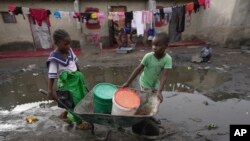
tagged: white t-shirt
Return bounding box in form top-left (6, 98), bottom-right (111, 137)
top-left (47, 48), bottom-right (78, 79)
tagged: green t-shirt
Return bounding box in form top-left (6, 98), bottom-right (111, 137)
top-left (140, 52), bottom-right (172, 89)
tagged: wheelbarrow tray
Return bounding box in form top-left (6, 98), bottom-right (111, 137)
top-left (74, 89), bottom-right (160, 128)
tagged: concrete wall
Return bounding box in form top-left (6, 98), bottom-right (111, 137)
top-left (157, 0), bottom-right (250, 44)
top-left (0, 0), bottom-right (80, 46)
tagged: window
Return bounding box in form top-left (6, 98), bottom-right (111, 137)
top-left (1, 12), bottom-right (17, 23)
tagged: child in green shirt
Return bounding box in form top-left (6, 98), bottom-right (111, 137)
top-left (122, 32), bottom-right (172, 102)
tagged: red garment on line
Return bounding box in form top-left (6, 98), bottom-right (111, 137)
top-left (7, 5), bottom-right (16, 12)
top-left (198, 0), bottom-right (206, 8)
top-left (185, 2), bottom-right (194, 15)
top-left (30, 9), bottom-right (51, 27)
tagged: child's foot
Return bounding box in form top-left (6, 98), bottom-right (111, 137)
top-left (75, 121), bottom-right (91, 130)
top-left (58, 111), bottom-right (67, 119)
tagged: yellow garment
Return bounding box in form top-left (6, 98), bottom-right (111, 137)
top-left (91, 12), bottom-right (97, 19)
top-left (108, 12), bottom-right (113, 20)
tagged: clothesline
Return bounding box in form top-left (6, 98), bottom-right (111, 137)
top-left (7, 0), bottom-right (210, 37)
top-left (7, 0), bottom-right (209, 21)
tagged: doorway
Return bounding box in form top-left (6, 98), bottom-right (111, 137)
top-left (108, 6), bottom-right (127, 46)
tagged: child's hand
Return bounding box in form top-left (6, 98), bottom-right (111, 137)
top-left (156, 91), bottom-right (163, 103)
top-left (48, 91), bottom-right (57, 101)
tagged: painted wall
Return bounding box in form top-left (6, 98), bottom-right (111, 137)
top-left (0, 0), bottom-right (79, 46)
top-left (158, 0), bottom-right (250, 44)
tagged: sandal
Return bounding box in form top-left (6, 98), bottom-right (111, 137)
top-left (76, 121), bottom-right (92, 130)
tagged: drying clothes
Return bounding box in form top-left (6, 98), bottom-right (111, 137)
top-left (163, 7), bottom-right (173, 14)
top-left (186, 2), bottom-right (194, 15)
top-left (7, 5), bottom-right (16, 15)
top-left (108, 12), bottom-right (113, 20)
top-left (125, 11), bottom-right (133, 26)
top-left (15, 7), bottom-right (23, 15)
top-left (205, 0), bottom-right (210, 8)
top-left (109, 12), bottom-right (119, 21)
top-left (163, 7), bottom-right (173, 24)
top-left (176, 6), bottom-right (185, 33)
top-left (22, 7), bottom-right (30, 15)
top-left (159, 8), bottom-right (165, 19)
top-left (153, 9), bottom-right (161, 22)
top-left (194, 0), bottom-right (200, 13)
top-left (142, 10), bottom-right (153, 24)
top-left (91, 12), bottom-right (97, 19)
top-left (30, 9), bottom-right (51, 27)
top-left (198, 0), bottom-right (206, 8)
top-left (54, 10), bottom-right (61, 19)
top-left (169, 7), bottom-right (182, 42)
top-left (73, 12), bottom-right (81, 21)
top-left (132, 11), bottom-right (144, 36)
top-left (80, 13), bottom-right (91, 23)
top-left (117, 12), bottom-right (125, 20)
top-left (97, 12), bottom-right (105, 25)
top-left (60, 11), bottom-right (70, 19)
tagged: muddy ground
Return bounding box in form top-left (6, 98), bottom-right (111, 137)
top-left (0, 45), bottom-right (250, 141)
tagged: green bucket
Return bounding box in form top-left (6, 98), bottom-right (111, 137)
top-left (93, 83), bottom-right (118, 114)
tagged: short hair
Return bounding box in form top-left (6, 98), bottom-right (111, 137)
top-left (154, 32), bottom-right (169, 45)
top-left (53, 29), bottom-right (70, 43)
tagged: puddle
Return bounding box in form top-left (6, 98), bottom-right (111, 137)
top-left (156, 92), bottom-right (250, 140)
top-left (0, 66), bottom-right (233, 110)
top-left (0, 66), bottom-right (249, 140)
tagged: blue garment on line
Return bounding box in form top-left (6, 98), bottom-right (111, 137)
top-left (54, 10), bottom-right (61, 19)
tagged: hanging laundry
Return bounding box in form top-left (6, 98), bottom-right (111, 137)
top-left (60, 11), bottom-right (70, 19)
top-left (30, 9), bottom-right (51, 27)
top-left (185, 2), bottom-right (194, 15)
top-left (153, 9), bottom-right (161, 22)
top-left (198, 0), bottom-right (206, 9)
top-left (163, 7), bottom-right (173, 24)
top-left (125, 11), bottom-right (133, 26)
top-left (108, 12), bottom-right (113, 20)
top-left (132, 11), bottom-right (144, 36)
top-left (194, 0), bottom-right (200, 13)
top-left (80, 13), bottom-right (91, 23)
top-left (147, 28), bottom-right (156, 40)
top-left (205, 0), bottom-right (210, 8)
top-left (97, 12), bottom-right (105, 25)
top-left (54, 10), bottom-right (61, 19)
top-left (91, 12), bottom-right (97, 19)
top-left (73, 12), bottom-right (81, 21)
top-left (22, 7), bottom-right (30, 15)
top-left (169, 7), bottom-right (182, 42)
top-left (142, 10), bottom-right (153, 24)
top-left (159, 8), bottom-right (165, 19)
top-left (7, 5), bottom-right (16, 15)
top-left (117, 12), bottom-right (125, 21)
top-left (176, 6), bottom-right (186, 33)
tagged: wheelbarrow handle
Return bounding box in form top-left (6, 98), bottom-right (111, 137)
top-left (38, 89), bottom-right (48, 95)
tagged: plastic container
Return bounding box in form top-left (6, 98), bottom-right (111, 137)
top-left (112, 88), bottom-right (140, 116)
top-left (93, 83), bottom-right (118, 114)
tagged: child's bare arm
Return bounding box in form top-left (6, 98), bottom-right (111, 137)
top-left (122, 64), bottom-right (144, 87)
top-left (48, 78), bottom-right (56, 100)
top-left (76, 62), bottom-right (80, 71)
top-left (157, 69), bottom-right (169, 102)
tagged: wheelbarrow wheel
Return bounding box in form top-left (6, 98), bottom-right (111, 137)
top-left (90, 123), bottom-right (112, 141)
top-left (132, 119), bottom-right (160, 141)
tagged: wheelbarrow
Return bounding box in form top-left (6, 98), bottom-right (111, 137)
top-left (39, 88), bottom-right (174, 141)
